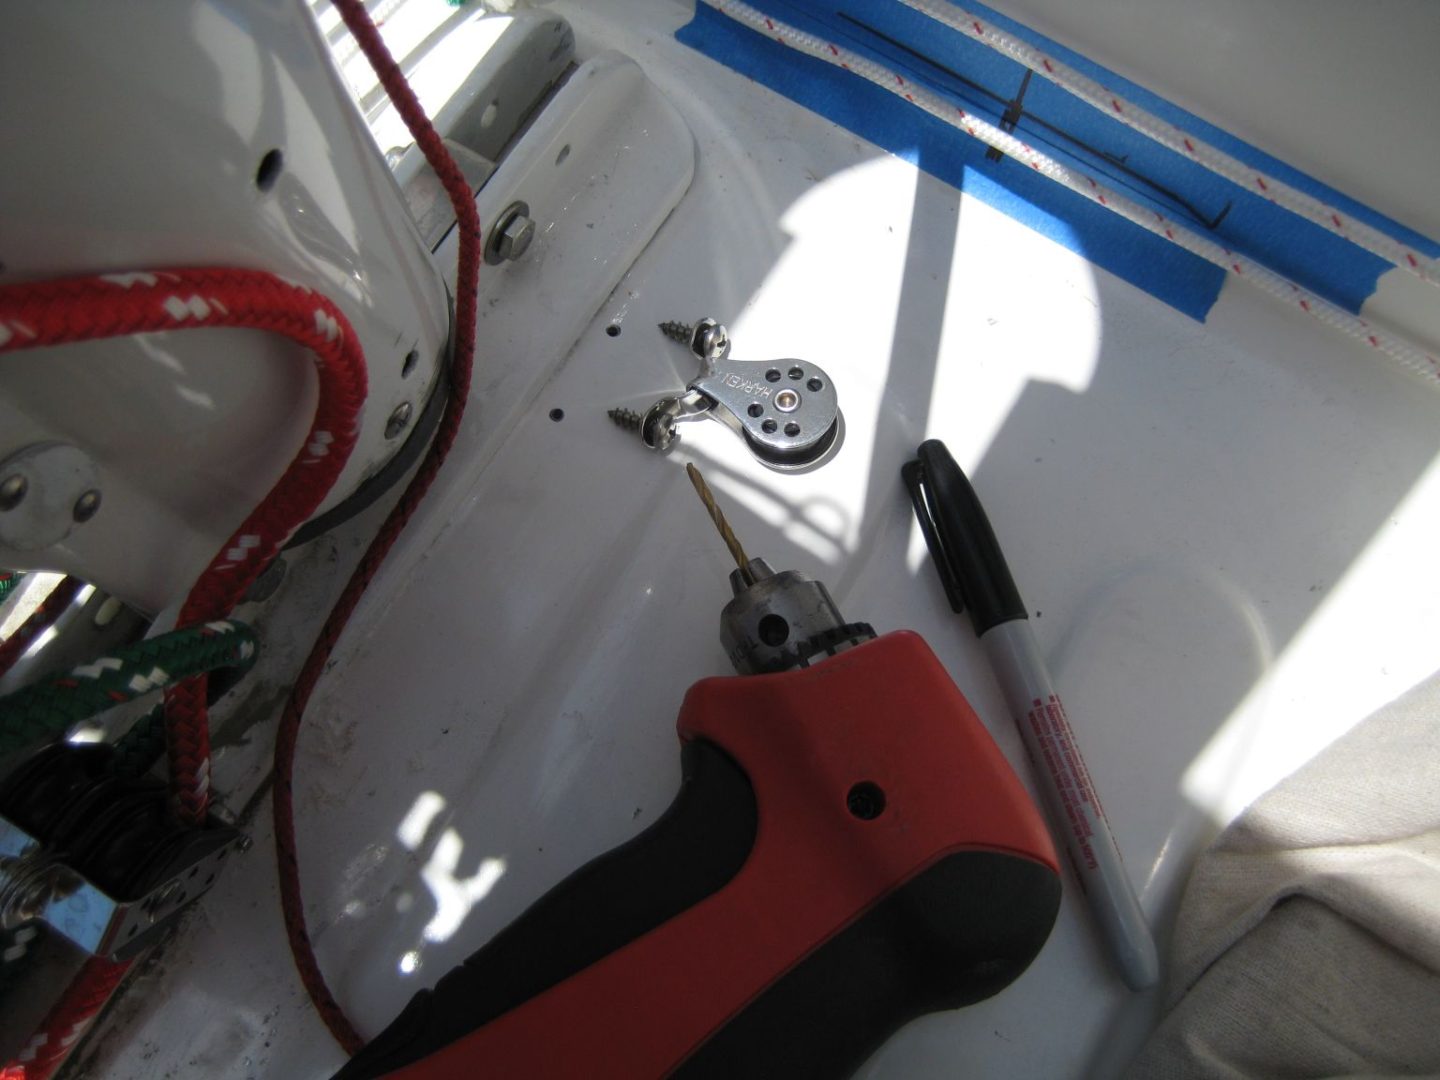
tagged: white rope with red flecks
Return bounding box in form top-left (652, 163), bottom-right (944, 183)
top-left (899, 0), bottom-right (1437, 288)
top-left (704, 0), bottom-right (1440, 384)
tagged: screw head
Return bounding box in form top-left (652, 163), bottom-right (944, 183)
top-left (0, 474), bottom-right (26, 511)
top-left (72, 489), bottom-right (101, 522)
top-left (385, 402), bottom-right (413, 440)
top-left (689, 319), bottom-right (729, 361)
top-left (774, 390), bottom-right (800, 413)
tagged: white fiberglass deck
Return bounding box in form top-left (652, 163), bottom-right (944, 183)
top-left (82, 1), bottom-right (1440, 1076)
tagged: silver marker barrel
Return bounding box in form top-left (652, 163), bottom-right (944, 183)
top-left (982, 621), bottom-right (1158, 990)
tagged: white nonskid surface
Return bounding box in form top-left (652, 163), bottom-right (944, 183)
top-left (82, 1), bottom-right (1440, 1077)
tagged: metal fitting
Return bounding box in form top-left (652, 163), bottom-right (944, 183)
top-left (0, 475), bottom-right (27, 512)
top-left (385, 401), bottom-right (414, 440)
top-left (719, 558), bottom-right (872, 674)
top-left (0, 811), bottom-right (240, 961)
top-left (0, 443), bottom-right (101, 550)
top-left (688, 318), bottom-right (730, 364)
top-left (0, 851), bottom-right (69, 930)
top-left (486, 200), bottom-right (536, 264)
top-left (72, 489), bottom-right (102, 523)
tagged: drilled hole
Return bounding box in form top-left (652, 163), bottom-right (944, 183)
top-left (807, 377), bottom-right (823, 392)
top-left (555, 143), bottom-right (571, 167)
top-left (402, 349), bottom-right (419, 378)
top-left (762, 419), bottom-right (777, 434)
top-left (255, 149), bottom-right (284, 193)
top-left (765, 369), bottom-right (782, 383)
top-left (747, 403), bottom-right (764, 418)
top-left (784, 422), bottom-right (800, 437)
top-left (605, 323), bottom-right (621, 337)
top-left (549, 408), bottom-right (565, 422)
top-left (788, 366), bottom-right (804, 379)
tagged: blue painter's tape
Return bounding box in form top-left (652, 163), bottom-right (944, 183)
top-left (933, 0), bottom-right (1437, 257)
top-left (677, 1), bottom-right (1437, 322)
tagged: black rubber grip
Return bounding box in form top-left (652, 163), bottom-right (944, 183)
top-left (337, 739), bottom-right (1060, 1080)
top-left (335, 738), bottom-right (758, 1080)
top-left (676, 850), bottom-right (1060, 1077)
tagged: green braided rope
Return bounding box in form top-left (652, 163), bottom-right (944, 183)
top-left (0, 571), bottom-right (21, 605)
top-left (0, 621), bottom-right (258, 756)
top-left (112, 704), bottom-right (168, 778)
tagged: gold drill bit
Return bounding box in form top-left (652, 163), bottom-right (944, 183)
top-left (686, 463), bottom-right (753, 582)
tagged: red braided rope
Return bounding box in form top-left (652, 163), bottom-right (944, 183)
top-left (0, 576), bottom-right (84, 680)
top-left (1, 0), bottom-right (476, 1066)
top-left (0, 269), bottom-right (368, 823)
top-left (0, 956), bottom-right (131, 1080)
top-left (270, 0), bottom-right (481, 1054)
top-left (0, 270), bottom-right (366, 1076)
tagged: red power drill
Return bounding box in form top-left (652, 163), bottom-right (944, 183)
top-left (337, 466), bottom-right (1060, 1079)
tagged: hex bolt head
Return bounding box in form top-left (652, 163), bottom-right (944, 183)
top-left (500, 215), bottom-right (535, 260)
top-left (0, 474), bottom-right (26, 511)
top-left (485, 201), bottom-right (536, 265)
top-left (385, 402), bottom-right (414, 440)
top-left (72, 489), bottom-right (102, 522)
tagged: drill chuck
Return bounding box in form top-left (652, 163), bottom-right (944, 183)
top-left (719, 558), bottom-right (875, 675)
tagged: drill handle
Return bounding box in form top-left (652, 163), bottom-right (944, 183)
top-left (337, 632), bottom-right (1061, 1079)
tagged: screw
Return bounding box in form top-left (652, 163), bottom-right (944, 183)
top-left (72, 489), bottom-right (101, 522)
top-left (774, 390), bottom-right (800, 413)
top-left (659, 318), bottom-right (731, 361)
top-left (385, 402), bottom-right (413, 440)
top-left (607, 407), bottom-right (643, 434)
top-left (486, 201), bottom-right (535, 264)
top-left (688, 318), bottom-right (729, 362)
top-left (0, 474), bottom-right (26, 511)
